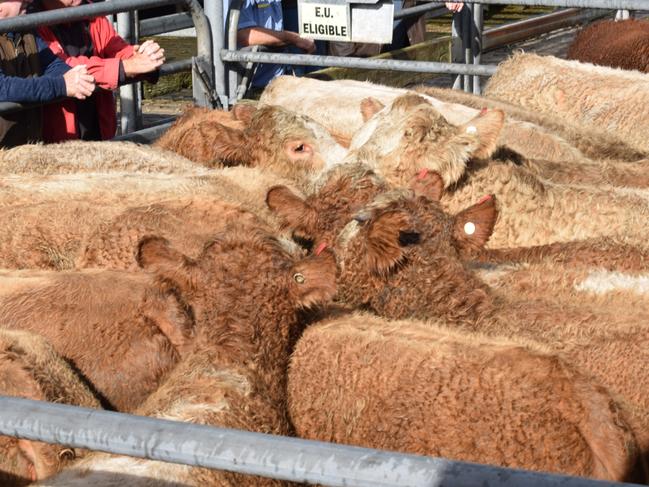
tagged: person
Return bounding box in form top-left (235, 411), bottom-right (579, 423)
top-left (237, 0), bottom-right (316, 89)
top-left (36, 0), bottom-right (165, 142)
top-left (329, 1), bottom-right (464, 57)
top-left (0, 0), bottom-right (95, 147)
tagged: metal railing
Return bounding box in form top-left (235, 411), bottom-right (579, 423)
top-left (216, 0), bottom-right (644, 104)
top-left (0, 396), bottom-right (643, 487)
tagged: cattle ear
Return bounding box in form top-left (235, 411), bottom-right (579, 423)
top-left (409, 169), bottom-right (444, 201)
top-left (266, 185), bottom-right (318, 234)
top-left (457, 109), bottom-right (505, 159)
top-left (291, 248), bottom-right (338, 308)
top-left (143, 283), bottom-right (196, 356)
top-left (453, 194), bottom-right (498, 251)
top-left (360, 97), bottom-right (385, 122)
top-left (366, 210), bottom-right (416, 275)
top-left (231, 103), bottom-right (257, 124)
top-left (136, 236), bottom-right (197, 291)
top-left (200, 121), bottom-right (250, 166)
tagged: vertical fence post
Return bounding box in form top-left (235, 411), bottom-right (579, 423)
top-left (451, 10), bottom-right (463, 90)
top-left (117, 10), bottom-right (139, 133)
top-left (202, 0), bottom-right (225, 108)
top-left (226, 0), bottom-right (242, 106)
top-left (462, 3), bottom-right (473, 93)
top-left (472, 2), bottom-right (483, 95)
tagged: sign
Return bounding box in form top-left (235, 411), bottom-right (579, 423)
top-left (299, 2), bottom-right (351, 41)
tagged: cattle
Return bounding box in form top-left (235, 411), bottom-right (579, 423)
top-left (154, 104), bottom-right (253, 166)
top-left (288, 313), bottom-right (643, 482)
top-left (0, 141), bottom-right (206, 176)
top-left (414, 85), bottom-right (647, 163)
top-left (268, 165), bottom-right (649, 273)
top-left (347, 94), bottom-right (649, 248)
top-left (0, 268), bottom-right (195, 411)
top-left (260, 75), bottom-right (634, 166)
top-left (0, 329), bottom-right (101, 485)
top-left (39, 230), bottom-right (338, 486)
top-left (484, 52), bottom-right (649, 154)
top-left (0, 167), bottom-right (299, 270)
top-left (567, 19), bottom-right (649, 73)
top-left (322, 189), bottom-right (649, 460)
top-left (154, 103), bottom-right (348, 187)
top-left (267, 162), bottom-right (443, 252)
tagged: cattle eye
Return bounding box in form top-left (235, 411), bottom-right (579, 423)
top-left (293, 273), bottom-right (306, 284)
top-left (398, 231), bottom-right (420, 246)
top-left (294, 144), bottom-right (305, 153)
top-left (353, 212), bottom-right (370, 224)
top-left (58, 449), bottom-right (75, 461)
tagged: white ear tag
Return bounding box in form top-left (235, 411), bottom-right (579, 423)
top-left (464, 222), bottom-right (476, 235)
top-left (465, 125), bottom-right (477, 134)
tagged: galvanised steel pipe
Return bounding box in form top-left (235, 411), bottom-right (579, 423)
top-left (455, 0), bottom-right (648, 8)
top-left (394, 2), bottom-right (447, 19)
top-left (0, 0), bottom-right (178, 32)
top-left (139, 12), bottom-right (194, 37)
top-left (221, 50), bottom-right (498, 75)
top-left (0, 397), bottom-right (643, 487)
top-left (113, 118), bottom-right (176, 143)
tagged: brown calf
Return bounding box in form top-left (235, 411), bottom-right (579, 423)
top-left (41, 230), bottom-right (338, 486)
top-left (325, 190), bottom-right (649, 464)
top-left (289, 313), bottom-right (642, 482)
top-left (0, 329), bottom-right (101, 485)
top-left (568, 19), bottom-right (649, 73)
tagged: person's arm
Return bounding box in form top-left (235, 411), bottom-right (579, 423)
top-left (40, 20), bottom-right (162, 91)
top-left (237, 0), bottom-right (315, 52)
top-left (0, 69), bottom-right (66, 103)
top-left (238, 26), bottom-right (315, 52)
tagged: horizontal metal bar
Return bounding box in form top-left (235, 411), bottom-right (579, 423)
top-left (113, 118), bottom-right (176, 143)
top-left (159, 58), bottom-right (193, 75)
top-left (0, 0), bottom-right (182, 32)
top-left (482, 7), bottom-right (612, 49)
top-left (458, 0), bottom-right (647, 9)
top-left (221, 50), bottom-right (498, 75)
top-left (394, 2), bottom-right (446, 19)
top-left (139, 11), bottom-right (194, 37)
top-left (0, 397), bottom-right (640, 487)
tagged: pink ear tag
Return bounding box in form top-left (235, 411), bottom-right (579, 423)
top-left (315, 242), bottom-right (328, 256)
top-left (477, 194), bottom-right (492, 204)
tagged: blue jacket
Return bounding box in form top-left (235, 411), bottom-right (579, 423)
top-left (0, 33), bottom-right (69, 103)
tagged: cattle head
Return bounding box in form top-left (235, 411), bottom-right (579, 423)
top-left (136, 229), bottom-right (338, 349)
top-left (266, 163), bottom-right (444, 252)
top-left (347, 94), bottom-right (505, 188)
top-left (170, 105), bottom-right (347, 186)
top-left (334, 190), bottom-right (498, 322)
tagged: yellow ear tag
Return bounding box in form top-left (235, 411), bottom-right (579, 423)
top-left (464, 221), bottom-right (476, 235)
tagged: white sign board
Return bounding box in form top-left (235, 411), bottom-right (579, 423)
top-left (350, 1), bottom-right (394, 44)
top-left (298, 2), bottom-right (351, 41)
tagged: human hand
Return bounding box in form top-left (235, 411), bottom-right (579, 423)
top-left (63, 64), bottom-right (95, 99)
top-left (294, 35), bottom-right (316, 54)
top-left (123, 42), bottom-right (165, 77)
top-left (445, 2), bottom-right (463, 12)
top-left (136, 40), bottom-right (165, 63)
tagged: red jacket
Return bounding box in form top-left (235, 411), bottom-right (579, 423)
top-left (38, 16), bottom-right (134, 142)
